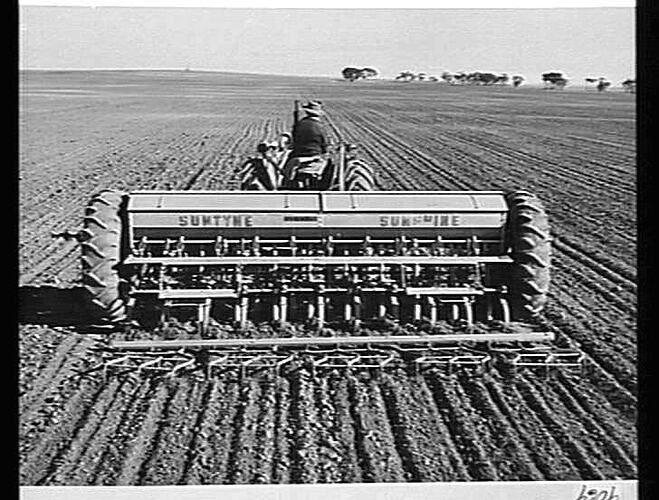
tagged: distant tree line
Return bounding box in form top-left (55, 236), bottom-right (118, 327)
top-left (546, 73), bottom-right (635, 92)
top-left (346, 67), bottom-right (634, 92)
top-left (440, 71), bottom-right (518, 86)
top-left (587, 77), bottom-right (635, 93)
top-left (395, 71), bottom-right (524, 86)
top-left (621, 78), bottom-right (635, 93)
top-left (583, 76), bottom-right (612, 91)
top-left (341, 67), bottom-right (379, 82)
top-left (394, 71), bottom-right (438, 82)
top-left (542, 72), bottom-right (568, 89)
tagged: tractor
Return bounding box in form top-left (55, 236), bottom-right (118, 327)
top-left (238, 101), bottom-right (374, 192)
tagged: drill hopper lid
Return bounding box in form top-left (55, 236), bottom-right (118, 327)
top-left (128, 191), bottom-right (320, 212)
top-left (321, 191), bottom-right (508, 212)
top-left (127, 190), bottom-right (508, 213)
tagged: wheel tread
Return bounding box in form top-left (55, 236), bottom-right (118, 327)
top-left (81, 190), bottom-right (127, 323)
top-left (505, 191), bottom-right (551, 320)
top-left (344, 159), bottom-right (375, 191)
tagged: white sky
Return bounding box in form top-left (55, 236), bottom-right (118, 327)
top-left (17, 1), bottom-right (636, 7)
top-left (19, 4), bottom-right (635, 84)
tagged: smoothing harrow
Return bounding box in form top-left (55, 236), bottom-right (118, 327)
top-left (405, 346), bottom-right (493, 376)
top-left (307, 348), bottom-right (396, 373)
top-left (101, 351), bottom-right (195, 379)
top-left (56, 101), bottom-right (584, 378)
top-left (492, 346), bottom-right (587, 377)
top-left (99, 340), bottom-right (583, 379)
top-left (205, 349), bottom-right (296, 378)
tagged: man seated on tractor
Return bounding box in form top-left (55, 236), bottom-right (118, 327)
top-left (247, 132), bottom-right (293, 190)
top-left (282, 101), bottom-right (329, 189)
top-left (277, 132), bottom-right (292, 153)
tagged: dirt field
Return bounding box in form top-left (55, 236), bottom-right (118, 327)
top-left (18, 70), bottom-right (636, 485)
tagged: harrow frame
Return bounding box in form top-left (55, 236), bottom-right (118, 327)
top-left (99, 332), bottom-right (589, 379)
top-left (102, 352), bottom-right (195, 379)
top-left (205, 349), bottom-right (296, 377)
top-left (509, 348), bottom-right (587, 376)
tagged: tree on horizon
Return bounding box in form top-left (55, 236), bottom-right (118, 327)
top-left (342, 67), bottom-right (379, 81)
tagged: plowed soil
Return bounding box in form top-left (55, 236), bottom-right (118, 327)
top-left (19, 70), bottom-right (636, 484)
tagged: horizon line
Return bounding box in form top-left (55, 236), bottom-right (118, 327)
top-left (19, 68), bottom-right (633, 86)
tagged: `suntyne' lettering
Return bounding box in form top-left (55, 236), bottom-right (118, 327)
top-left (177, 214), bottom-right (254, 227)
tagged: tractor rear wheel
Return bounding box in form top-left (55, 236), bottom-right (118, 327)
top-left (80, 189), bottom-right (127, 323)
top-left (345, 159), bottom-right (375, 191)
top-left (505, 190), bottom-right (551, 320)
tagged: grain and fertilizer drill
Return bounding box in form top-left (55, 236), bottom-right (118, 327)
top-left (59, 101), bottom-right (584, 378)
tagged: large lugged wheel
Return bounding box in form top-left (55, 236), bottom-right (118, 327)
top-left (80, 189), bottom-right (127, 323)
top-left (505, 190), bottom-right (551, 320)
top-left (344, 159), bottom-right (375, 191)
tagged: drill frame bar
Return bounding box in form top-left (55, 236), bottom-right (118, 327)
top-left (108, 331), bottom-right (555, 351)
top-left (133, 286), bottom-right (495, 299)
top-left (157, 289), bottom-right (240, 299)
top-left (131, 237), bottom-right (503, 245)
top-left (124, 255), bottom-right (513, 266)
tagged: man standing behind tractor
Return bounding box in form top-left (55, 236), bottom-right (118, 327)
top-left (282, 100), bottom-right (329, 189)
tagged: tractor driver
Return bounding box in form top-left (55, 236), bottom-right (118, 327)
top-left (282, 101), bottom-right (329, 189)
top-left (276, 132), bottom-right (292, 152)
top-left (292, 101), bottom-right (328, 157)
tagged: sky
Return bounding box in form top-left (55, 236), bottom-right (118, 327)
top-left (18, 5), bottom-right (635, 84)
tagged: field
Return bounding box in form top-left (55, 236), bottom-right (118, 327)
top-left (18, 70), bottom-right (636, 485)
